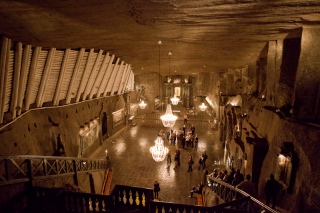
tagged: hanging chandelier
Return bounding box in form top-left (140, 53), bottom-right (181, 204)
top-left (160, 104), bottom-right (177, 127)
top-left (139, 100), bottom-right (147, 109)
top-left (199, 102), bottom-right (207, 111)
top-left (150, 136), bottom-right (169, 162)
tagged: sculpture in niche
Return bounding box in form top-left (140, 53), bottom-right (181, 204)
top-left (173, 78), bottom-right (181, 84)
top-left (112, 109), bottom-right (125, 127)
top-left (174, 87), bottom-right (181, 97)
top-left (137, 85), bottom-right (147, 101)
top-left (53, 134), bottom-right (66, 156)
top-left (79, 118), bottom-right (99, 155)
top-left (275, 142), bottom-right (298, 194)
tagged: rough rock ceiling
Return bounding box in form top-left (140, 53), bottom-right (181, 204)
top-left (0, 0), bottom-right (320, 76)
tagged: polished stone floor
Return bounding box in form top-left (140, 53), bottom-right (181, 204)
top-left (90, 109), bottom-right (224, 205)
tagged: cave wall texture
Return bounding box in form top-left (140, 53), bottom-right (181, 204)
top-left (0, 27), bottom-right (320, 212)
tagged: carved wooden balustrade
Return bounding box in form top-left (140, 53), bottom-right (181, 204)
top-left (187, 114), bottom-right (204, 120)
top-left (145, 112), bottom-right (160, 119)
top-left (112, 185), bottom-right (153, 211)
top-left (32, 181), bottom-right (279, 213)
top-left (207, 176), bottom-right (279, 213)
top-left (0, 155), bottom-right (108, 186)
top-left (32, 184), bottom-right (153, 212)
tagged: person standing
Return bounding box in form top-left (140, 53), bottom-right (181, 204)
top-left (181, 136), bottom-right (186, 149)
top-left (264, 173), bottom-right (280, 209)
top-left (194, 134), bottom-right (199, 149)
top-left (184, 114), bottom-right (188, 124)
top-left (187, 155), bottom-right (194, 172)
top-left (173, 152), bottom-right (179, 169)
top-left (177, 149), bottom-right (181, 167)
top-left (191, 124), bottom-right (195, 135)
top-left (153, 180), bottom-right (160, 199)
top-left (236, 174), bottom-right (256, 197)
top-left (166, 148), bottom-right (172, 166)
top-left (198, 155), bottom-right (204, 170)
top-left (171, 130), bottom-right (176, 145)
top-left (202, 151), bottom-right (208, 169)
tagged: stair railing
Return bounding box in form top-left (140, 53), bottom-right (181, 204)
top-left (207, 176), bottom-right (279, 213)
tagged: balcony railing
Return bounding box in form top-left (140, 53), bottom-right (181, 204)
top-left (0, 155), bottom-right (108, 186)
top-left (0, 155), bottom-right (280, 213)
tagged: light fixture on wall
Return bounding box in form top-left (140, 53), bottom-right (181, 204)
top-left (199, 96), bottom-right (207, 111)
top-left (150, 136), bottom-right (169, 162)
top-left (199, 102), bottom-right (207, 111)
top-left (171, 94), bottom-right (179, 105)
top-left (139, 100), bottom-right (147, 109)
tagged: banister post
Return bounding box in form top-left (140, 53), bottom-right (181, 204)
top-left (73, 159), bottom-right (79, 186)
top-left (27, 158), bottom-right (34, 186)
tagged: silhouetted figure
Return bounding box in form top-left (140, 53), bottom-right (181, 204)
top-left (187, 155), bottom-right (194, 172)
top-left (154, 180), bottom-right (160, 199)
top-left (236, 174), bottom-right (256, 197)
top-left (265, 174), bottom-right (280, 209)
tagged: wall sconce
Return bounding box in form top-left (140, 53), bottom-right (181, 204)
top-left (199, 102), bottom-right (207, 111)
top-left (139, 100), bottom-right (147, 109)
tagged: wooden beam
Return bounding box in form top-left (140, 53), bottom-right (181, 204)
top-left (24, 46), bottom-right (41, 111)
top-left (66, 48), bottom-right (85, 104)
top-left (10, 42), bottom-right (23, 119)
top-left (53, 48), bottom-right (70, 105)
top-left (118, 64), bottom-right (129, 94)
top-left (76, 48), bottom-right (94, 103)
top-left (121, 65), bottom-right (132, 93)
top-left (89, 52), bottom-right (110, 99)
top-left (0, 37), bottom-right (10, 124)
top-left (127, 70), bottom-right (135, 91)
top-left (110, 61), bottom-right (124, 95)
top-left (103, 58), bottom-right (120, 96)
top-left (97, 54), bottom-right (115, 97)
top-left (17, 45), bottom-right (31, 116)
top-left (36, 48), bottom-right (56, 107)
top-left (82, 49), bottom-right (103, 101)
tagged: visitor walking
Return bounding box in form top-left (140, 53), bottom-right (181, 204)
top-left (264, 173), bottom-right (280, 209)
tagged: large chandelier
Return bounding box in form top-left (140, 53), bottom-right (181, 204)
top-left (160, 104), bottom-right (177, 127)
top-left (139, 100), bottom-right (147, 109)
top-left (150, 136), bottom-right (169, 162)
top-left (199, 102), bottom-right (207, 111)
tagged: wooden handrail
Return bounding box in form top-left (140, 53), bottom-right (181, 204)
top-left (0, 155), bottom-right (108, 186)
top-left (207, 176), bottom-right (280, 213)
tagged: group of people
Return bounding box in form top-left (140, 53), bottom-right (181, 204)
top-left (208, 168), bottom-right (281, 209)
top-left (159, 124), bottom-right (199, 149)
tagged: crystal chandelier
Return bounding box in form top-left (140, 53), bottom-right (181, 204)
top-left (139, 100), bottom-right (147, 109)
top-left (160, 104), bottom-right (177, 127)
top-left (150, 136), bottom-right (169, 162)
top-left (199, 102), bottom-right (207, 111)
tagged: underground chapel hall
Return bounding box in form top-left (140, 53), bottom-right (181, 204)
top-left (0, 1), bottom-right (320, 213)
